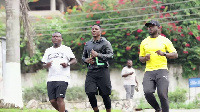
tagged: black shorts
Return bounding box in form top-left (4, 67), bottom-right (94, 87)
top-left (47, 81), bottom-right (68, 101)
top-left (85, 68), bottom-right (112, 96)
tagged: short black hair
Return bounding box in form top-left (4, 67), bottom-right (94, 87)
top-left (53, 32), bottom-right (62, 35)
top-left (127, 59), bottom-right (132, 63)
top-left (52, 32), bottom-right (62, 37)
top-left (92, 24), bottom-right (101, 28)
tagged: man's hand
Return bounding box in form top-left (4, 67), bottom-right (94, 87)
top-left (44, 62), bottom-right (52, 69)
top-left (60, 63), bottom-right (68, 68)
top-left (155, 50), bottom-right (164, 56)
top-left (122, 72), bottom-right (134, 77)
top-left (136, 82), bottom-right (139, 87)
top-left (145, 54), bottom-right (151, 61)
top-left (129, 72), bottom-right (134, 75)
top-left (85, 57), bottom-right (95, 64)
top-left (91, 49), bottom-right (98, 57)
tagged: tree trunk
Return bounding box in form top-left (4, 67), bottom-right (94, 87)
top-left (3, 0), bottom-right (23, 107)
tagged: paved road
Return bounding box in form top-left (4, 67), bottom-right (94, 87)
top-left (68, 109), bottom-right (200, 112)
top-left (143, 109), bottom-right (200, 112)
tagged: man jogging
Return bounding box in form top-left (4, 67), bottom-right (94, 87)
top-left (82, 25), bottom-right (113, 112)
top-left (42, 32), bottom-right (77, 112)
top-left (139, 20), bottom-right (178, 112)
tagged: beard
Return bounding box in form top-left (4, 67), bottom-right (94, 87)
top-left (127, 65), bottom-right (132, 68)
top-left (149, 30), bottom-right (158, 36)
top-left (54, 43), bottom-right (58, 46)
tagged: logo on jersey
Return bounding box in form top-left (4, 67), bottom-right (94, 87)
top-left (163, 76), bottom-right (168, 80)
top-left (48, 52), bottom-right (64, 60)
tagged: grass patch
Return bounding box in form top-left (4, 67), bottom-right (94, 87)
top-left (169, 102), bottom-right (198, 109)
top-left (0, 109), bottom-right (121, 112)
top-left (73, 109), bottom-right (121, 112)
top-left (136, 98), bottom-right (152, 109)
top-left (0, 109), bottom-right (56, 112)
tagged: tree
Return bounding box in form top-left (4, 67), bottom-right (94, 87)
top-left (3, 0), bottom-right (23, 107)
top-left (7, 0), bottom-right (199, 77)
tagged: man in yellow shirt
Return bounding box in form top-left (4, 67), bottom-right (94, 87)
top-left (139, 20), bottom-right (178, 112)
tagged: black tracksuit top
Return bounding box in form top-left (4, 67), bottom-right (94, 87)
top-left (82, 37), bottom-right (114, 71)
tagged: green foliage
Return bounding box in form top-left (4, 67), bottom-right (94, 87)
top-left (197, 93), bottom-right (200, 98)
top-left (66, 87), bottom-right (119, 101)
top-left (154, 88), bottom-right (187, 104)
top-left (169, 102), bottom-right (199, 109)
top-left (0, 7), bottom-right (5, 37)
top-left (27, 0), bottom-right (200, 77)
top-left (0, 109), bottom-right (56, 112)
top-left (0, 20), bottom-right (5, 37)
top-left (110, 90), bottom-right (120, 100)
top-left (28, 0), bottom-right (39, 3)
top-left (168, 88), bottom-right (187, 103)
top-left (137, 93), bottom-right (200, 109)
top-left (65, 86), bottom-right (87, 101)
top-left (23, 70), bottom-right (48, 103)
top-left (136, 98), bottom-right (152, 109)
top-left (0, 0), bottom-right (192, 77)
top-left (191, 93), bottom-right (200, 108)
top-left (23, 83), bottom-right (47, 103)
top-left (0, 108), bottom-right (121, 112)
top-left (138, 88), bottom-right (199, 109)
top-left (22, 70), bottom-right (120, 102)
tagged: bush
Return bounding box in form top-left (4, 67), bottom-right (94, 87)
top-left (23, 70), bottom-right (48, 103)
top-left (138, 88), bottom-right (200, 109)
top-left (66, 87), bottom-right (119, 101)
top-left (169, 102), bottom-right (197, 109)
top-left (192, 93), bottom-right (200, 108)
top-left (23, 70), bottom-right (88, 102)
top-left (23, 70), bottom-right (120, 102)
top-left (136, 98), bottom-right (152, 109)
top-left (168, 88), bottom-right (187, 103)
top-left (66, 86), bottom-right (87, 101)
top-left (110, 90), bottom-right (120, 100)
top-left (154, 88), bottom-right (187, 104)
top-left (0, 8), bottom-right (5, 37)
top-left (23, 82), bottom-right (47, 103)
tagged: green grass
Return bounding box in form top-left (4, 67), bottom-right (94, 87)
top-left (136, 98), bottom-right (152, 109)
top-left (136, 97), bottom-right (200, 109)
top-left (169, 102), bottom-right (199, 109)
top-left (0, 109), bottom-right (56, 112)
top-left (73, 109), bottom-right (121, 112)
top-left (0, 109), bottom-right (121, 112)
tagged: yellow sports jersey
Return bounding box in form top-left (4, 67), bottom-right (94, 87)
top-left (139, 35), bottom-right (177, 71)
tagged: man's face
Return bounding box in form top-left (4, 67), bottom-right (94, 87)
top-left (52, 33), bottom-right (62, 45)
top-left (91, 25), bottom-right (101, 37)
top-left (127, 60), bottom-right (133, 68)
top-left (148, 24), bottom-right (160, 35)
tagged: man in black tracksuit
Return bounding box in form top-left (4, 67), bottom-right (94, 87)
top-left (82, 25), bottom-right (113, 112)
